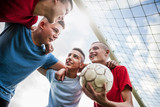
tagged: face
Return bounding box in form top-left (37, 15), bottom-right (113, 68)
top-left (65, 50), bottom-right (83, 70)
top-left (89, 43), bottom-right (109, 64)
top-left (46, 0), bottom-right (72, 23)
top-left (40, 22), bottom-right (63, 45)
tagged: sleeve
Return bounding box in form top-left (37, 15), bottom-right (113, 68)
top-left (117, 66), bottom-right (132, 92)
top-left (42, 54), bottom-right (58, 69)
top-left (46, 69), bottom-right (57, 83)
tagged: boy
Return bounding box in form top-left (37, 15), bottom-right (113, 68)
top-left (0, 18), bottom-right (65, 106)
top-left (83, 42), bottom-right (133, 107)
top-left (38, 48), bottom-right (85, 107)
top-left (0, 0), bottom-right (73, 28)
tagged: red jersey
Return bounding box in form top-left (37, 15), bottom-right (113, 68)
top-left (94, 66), bottom-right (132, 107)
top-left (0, 0), bottom-right (39, 28)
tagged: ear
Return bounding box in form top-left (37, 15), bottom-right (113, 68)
top-left (80, 63), bottom-right (85, 69)
top-left (78, 63), bottom-right (86, 72)
top-left (105, 50), bottom-right (110, 56)
top-left (39, 21), bottom-right (45, 30)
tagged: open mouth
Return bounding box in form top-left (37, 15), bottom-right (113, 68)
top-left (49, 38), bottom-right (53, 42)
top-left (89, 54), bottom-right (97, 59)
top-left (66, 60), bottom-right (73, 65)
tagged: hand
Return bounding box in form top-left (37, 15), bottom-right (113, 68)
top-left (106, 60), bottom-right (118, 69)
top-left (30, 26), bottom-right (37, 31)
top-left (45, 43), bottom-right (54, 54)
top-left (82, 83), bottom-right (108, 105)
top-left (55, 68), bottom-right (66, 81)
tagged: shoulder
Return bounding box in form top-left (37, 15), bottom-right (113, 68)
top-left (111, 65), bottom-right (128, 75)
top-left (46, 69), bottom-right (57, 81)
top-left (113, 65), bottom-right (127, 71)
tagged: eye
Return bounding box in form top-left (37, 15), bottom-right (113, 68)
top-left (73, 54), bottom-right (79, 59)
top-left (93, 46), bottom-right (99, 50)
top-left (52, 28), bottom-right (59, 33)
top-left (65, 9), bottom-right (69, 15)
top-left (68, 53), bottom-right (71, 57)
top-left (89, 46), bottom-right (99, 52)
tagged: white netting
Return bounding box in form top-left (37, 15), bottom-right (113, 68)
top-left (77, 0), bottom-right (160, 106)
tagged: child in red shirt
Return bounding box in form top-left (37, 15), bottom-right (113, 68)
top-left (83, 42), bottom-right (133, 107)
top-left (0, 0), bottom-right (73, 28)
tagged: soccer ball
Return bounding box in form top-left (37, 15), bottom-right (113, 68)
top-left (80, 63), bottom-right (113, 93)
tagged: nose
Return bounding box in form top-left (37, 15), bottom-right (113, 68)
top-left (58, 16), bottom-right (64, 21)
top-left (89, 49), bottom-right (94, 54)
top-left (61, 16), bottom-right (64, 21)
top-left (68, 55), bottom-right (72, 59)
top-left (53, 34), bottom-right (58, 39)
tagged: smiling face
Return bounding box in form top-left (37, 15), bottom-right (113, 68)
top-left (46, 0), bottom-right (72, 23)
top-left (89, 42), bottom-right (110, 65)
top-left (39, 20), bottom-right (64, 45)
top-left (65, 50), bottom-right (84, 71)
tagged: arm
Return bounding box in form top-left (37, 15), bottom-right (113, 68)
top-left (49, 61), bottom-right (66, 81)
top-left (83, 83), bottom-right (133, 107)
top-left (49, 60), bottom-right (66, 71)
top-left (37, 66), bottom-right (66, 81)
top-left (45, 43), bottom-right (54, 54)
top-left (37, 67), bottom-right (48, 76)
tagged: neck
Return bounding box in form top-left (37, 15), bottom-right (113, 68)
top-left (66, 69), bottom-right (79, 78)
top-left (94, 60), bottom-right (107, 66)
top-left (101, 61), bottom-right (107, 66)
top-left (32, 29), bottom-right (42, 46)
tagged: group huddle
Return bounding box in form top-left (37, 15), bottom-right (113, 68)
top-left (0, 0), bottom-right (133, 107)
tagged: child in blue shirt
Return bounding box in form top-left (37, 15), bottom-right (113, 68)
top-left (38, 48), bottom-right (85, 107)
top-left (0, 18), bottom-right (65, 106)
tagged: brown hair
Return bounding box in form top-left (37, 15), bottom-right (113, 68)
top-left (72, 48), bottom-right (85, 63)
top-left (60, 0), bottom-right (73, 10)
top-left (57, 20), bottom-right (65, 29)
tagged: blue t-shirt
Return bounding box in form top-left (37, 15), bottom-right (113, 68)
top-left (0, 23), bottom-right (58, 102)
top-left (46, 69), bottom-right (82, 107)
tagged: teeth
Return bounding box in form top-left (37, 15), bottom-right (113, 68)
top-left (90, 54), bottom-right (96, 58)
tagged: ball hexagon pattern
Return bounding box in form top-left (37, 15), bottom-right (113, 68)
top-left (80, 63), bottom-right (113, 93)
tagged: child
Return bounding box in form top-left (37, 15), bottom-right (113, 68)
top-left (0, 18), bottom-right (65, 106)
top-left (38, 48), bottom-right (85, 106)
top-left (0, 0), bottom-right (73, 28)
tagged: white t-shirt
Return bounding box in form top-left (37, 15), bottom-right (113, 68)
top-left (46, 69), bottom-right (83, 107)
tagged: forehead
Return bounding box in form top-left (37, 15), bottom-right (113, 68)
top-left (51, 23), bottom-right (63, 30)
top-left (69, 50), bottom-right (83, 59)
top-left (61, 1), bottom-right (72, 14)
top-left (90, 43), bottom-right (102, 48)
top-left (65, 0), bottom-right (72, 10)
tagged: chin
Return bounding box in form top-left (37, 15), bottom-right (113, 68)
top-left (91, 60), bottom-right (98, 63)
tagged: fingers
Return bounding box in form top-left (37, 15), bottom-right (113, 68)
top-left (106, 60), bottom-right (118, 69)
top-left (30, 26), bottom-right (37, 31)
top-left (102, 83), bottom-right (107, 93)
top-left (106, 61), bottom-right (110, 68)
top-left (55, 68), bottom-right (66, 81)
top-left (45, 44), bottom-right (54, 54)
top-left (82, 84), bottom-right (94, 100)
top-left (55, 72), bottom-right (61, 81)
top-left (61, 73), bottom-right (65, 81)
top-left (87, 82), bottom-right (96, 94)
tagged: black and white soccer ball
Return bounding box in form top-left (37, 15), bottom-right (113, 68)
top-left (80, 63), bottom-right (113, 93)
